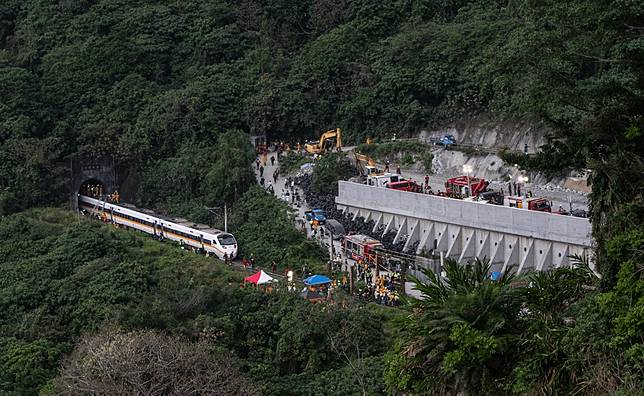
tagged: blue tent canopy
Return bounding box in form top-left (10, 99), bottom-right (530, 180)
top-left (304, 274), bottom-right (332, 286)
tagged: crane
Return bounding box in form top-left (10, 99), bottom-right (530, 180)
top-left (305, 128), bottom-right (342, 154)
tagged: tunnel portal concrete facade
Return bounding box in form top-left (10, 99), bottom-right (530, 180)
top-left (69, 156), bottom-right (117, 210)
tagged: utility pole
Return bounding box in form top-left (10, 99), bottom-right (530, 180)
top-left (206, 204), bottom-right (228, 232)
top-left (349, 263), bottom-right (354, 295)
top-left (329, 230), bottom-right (334, 261)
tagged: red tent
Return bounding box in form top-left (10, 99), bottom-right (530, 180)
top-left (244, 270), bottom-right (275, 285)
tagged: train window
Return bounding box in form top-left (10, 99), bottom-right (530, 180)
top-left (217, 234), bottom-right (236, 246)
top-left (203, 239), bottom-right (212, 245)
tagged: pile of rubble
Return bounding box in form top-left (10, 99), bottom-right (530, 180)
top-left (296, 174), bottom-right (408, 253)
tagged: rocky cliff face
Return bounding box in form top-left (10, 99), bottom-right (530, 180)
top-left (412, 115), bottom-right (590, 206)
top-left (418, 114), bottom-right (549, 153)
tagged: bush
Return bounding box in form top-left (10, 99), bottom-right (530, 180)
top-left (53, 330), bottom-right (259, 396)
top-left (231, 186), bottom-right (325, 270)
top-left (312, 153), bottom-right (356, 194)
top-left (499, 141), bottom-right (585, 177)
top-left (279, 152), bottom-right (310, 175)
top-left (421, 151), bottom-right (434, 174)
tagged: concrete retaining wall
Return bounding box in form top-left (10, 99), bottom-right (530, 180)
top-left (336, 182), bottom-right (593, 272)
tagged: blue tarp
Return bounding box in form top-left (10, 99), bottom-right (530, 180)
top-left (490, 271), bottom-right (502, 281)
top-left (304, 274), bottom-right (332, 286)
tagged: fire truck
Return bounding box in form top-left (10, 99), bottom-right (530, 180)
top-left (342, 234), bottom-right (383, 264)
top-left (445, 175), bottom-right (489, 198)
top-left (505, 196), bottom-right (552, 212)
top-left (387, 179), bottom-right (423, 192)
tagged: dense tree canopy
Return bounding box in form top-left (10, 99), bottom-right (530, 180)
top-left (0, 209), bottom-right (394, 394)
top-left (1, 1), bottom-right (643, 395)
top-left (1, 0), bottom-right (641, 219)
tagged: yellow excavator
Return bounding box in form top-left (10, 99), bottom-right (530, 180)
top-left (305, 128), bottom-right (342, 154)
top-left (354, 152), bottom-right (382, 176)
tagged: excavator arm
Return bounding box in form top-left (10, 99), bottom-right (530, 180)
top-left (305, 128), bottom-right (342, 154)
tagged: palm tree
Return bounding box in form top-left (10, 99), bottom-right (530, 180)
top-left (388, 258), bottom-right (522, 395)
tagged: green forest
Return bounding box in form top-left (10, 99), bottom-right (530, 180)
top-left (1, 0), bottom-right (643, 395)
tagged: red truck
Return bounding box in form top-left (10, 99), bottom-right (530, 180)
top-left (445, 175), bottom-right (489, 198)
top-left (505, 196), bottom-right (552, 212)
top-left (387, 179), bottom-right (423, 193)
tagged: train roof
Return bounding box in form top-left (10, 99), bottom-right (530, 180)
top-left (79, 195), bottom-right (228, 236)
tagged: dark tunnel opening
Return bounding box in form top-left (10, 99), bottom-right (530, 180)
top-left (79, 179), bottom-right (106, 198)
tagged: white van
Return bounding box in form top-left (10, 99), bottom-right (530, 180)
top-left (367, 173), bottom-right (402, 187)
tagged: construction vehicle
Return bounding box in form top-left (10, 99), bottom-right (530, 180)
top-left (305, 128), bottom-right (342, 154)
top-left (505, 196), bottom-right (552, 212)
top-left (445, 175), bottom-right (489, 198)
top-left (354, 152), bottom-right (382, 177)
top-left (305, 209), bottom-right (327, 226)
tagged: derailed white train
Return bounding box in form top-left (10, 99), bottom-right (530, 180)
top-left (78, 195), bottom-right (237, 260)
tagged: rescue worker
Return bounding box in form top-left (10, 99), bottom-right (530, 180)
top-left (270, 155), bottom-right (275, 166)
top-left (223, 252), bottom-right (229, 265)
top-left (396, 165), bottom-right (401, 175)
top-left (273, 169), bottom-right (278, 184)
top-left (259, 165), bottom-right (264, 177)
top-left (113, 190), bottom-right (120, 203)
top-left (260, 176), bottom-right (265, 187)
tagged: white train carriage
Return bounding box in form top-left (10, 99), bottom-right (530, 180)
top-left (78, 195), bottom-right (237, 260)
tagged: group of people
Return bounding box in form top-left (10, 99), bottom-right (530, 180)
top-left (81, 183), bottom-right (122, 203)
top-left (241, 254), bottom-right (256, 270)
top-left (280, 176), bottom-right (301, 205)
top-left (81, 183), bottom-right (104, 198)
top-left (383, 162), bottom-right (402, 175)
top-left (256, 147), bottom-right (291, 199)
top-left (354, 273), bottom-right (401, 306)
top-left (352, 258), bottom-right (404, 306)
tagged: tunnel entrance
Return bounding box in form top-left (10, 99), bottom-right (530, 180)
top-left (69, 156), bottom-right (118, 210)
top-left (79, 178), bottom-right (106, 198)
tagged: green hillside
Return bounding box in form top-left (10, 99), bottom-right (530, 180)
top-left (0, 1), bottom-right (643, 394)
top-left (0, 209), bottom-right (395, 395)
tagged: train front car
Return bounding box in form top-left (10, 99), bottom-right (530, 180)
top-left (215, 233), bottom-right (238, 259)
